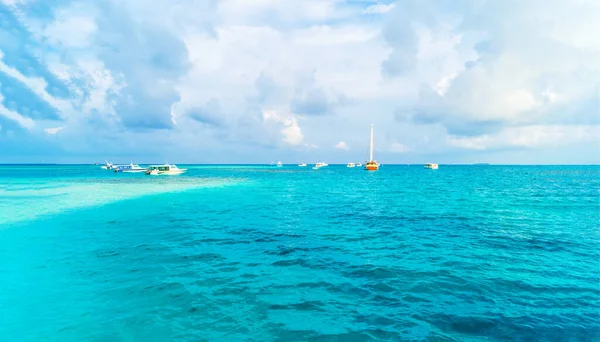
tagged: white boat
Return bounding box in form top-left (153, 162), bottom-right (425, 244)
top-left (313, 162), bottom-right (328, 170)
top-left (424, 163), bottom-right (438, 169)
top-left (314, 162), bottom-right (327, 169)
top-left (276, 161), bottom-right (283, 167)
top-left (298, 163), bottom-right (307, 167)
top-left (101, 161), bottom-right (114, 170)
top-left (145, 164), bottom-right (187, 175)
top-left (365, 124), bottom-right (380, 171)
top-left (347, 162), bottom-right (356, 168)
top-left (356, 163), bottom-right (362, 167)
top-left (114, 163), bottom-right (146, 173)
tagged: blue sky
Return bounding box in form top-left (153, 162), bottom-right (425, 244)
top-left (0, 0), bottom-right (598, 164)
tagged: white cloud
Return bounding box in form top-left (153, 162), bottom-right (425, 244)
top-left (44, 126), bottom-right (65, 135)
top-left (363, 3), bottom-right (396, 15)
top-left (218, 0), bottom-right (352, 26)
top-left (390, 142), bottom-right (409, 153)
top-left (44, 15), bottom-right (97, 48)
top-left (0, 92), bottom-right (34, 129)
top-left (1, 0), bottom-right (598, 163)
top-left (0, 50), bottom-right (72, 118)
top-left (384, 0), bottom-right (600, 135)
top-left (0, 0), bottom-right (28, 6)
top-left (334, 141), bottom-right (349, 150)
top-left (448, 125), bottom-right (600, 150)
top-left (262, 109), bottom-right (306, 146)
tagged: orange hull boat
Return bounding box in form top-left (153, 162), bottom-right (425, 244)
top-left (365, 124), bottom-right (379, 171)
top-left (365, 162), bottom-right (379, 171)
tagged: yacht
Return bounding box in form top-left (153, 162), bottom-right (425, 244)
top-left (347, 162), bottom-right (356, 168)
top-left (145, 164), bottom-right (187, 175)
top-left (313, 162), bottom-right (328, 170)
top-left (114, 163), bottom-right (146, 173)
top-left (424, 163), bottom-right (439, 169)
top-left (365, 124), bottom-right (380, 171)
top-left (298, 163), bottom-right (307, 167)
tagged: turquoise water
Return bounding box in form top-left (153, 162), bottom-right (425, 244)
top-left (0, 165), bottom-right (598, 341)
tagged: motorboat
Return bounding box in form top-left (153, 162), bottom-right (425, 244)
top-left (114, 163), bottom-right (146, 173)
top-left (313, 162), bottom-right (328, 170)
top-left (347, 163), bottom-right (356, 168)
top-left (298, 163), bottom-right (307, 167)
top-left (276, 161), bottom-right (283, 167)
top-left (101, 161), bottom-right (114, 170)
top-left (424, 163), bottom-right (439, 169)
top-left (145, 164), bottom-right (187, 175)
top-left (356, 163), bottom-right (362, 167)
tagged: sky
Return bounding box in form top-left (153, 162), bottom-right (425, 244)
top-left (0, 0), bottom-right (598, 164)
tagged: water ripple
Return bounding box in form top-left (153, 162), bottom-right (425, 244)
top-left (0, 165), bottom-right (598, 340)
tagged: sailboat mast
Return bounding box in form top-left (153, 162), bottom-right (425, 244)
top-left (369, 124), bottom-right (374, 161)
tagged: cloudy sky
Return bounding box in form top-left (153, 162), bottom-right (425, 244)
top-left (0, 0), bottom-right (598, 164)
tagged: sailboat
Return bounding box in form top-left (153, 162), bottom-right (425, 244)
top-left (365, 124), bottom-right (380, 171)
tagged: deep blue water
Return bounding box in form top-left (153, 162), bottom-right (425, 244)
top-left (0, 164), bottom-right (599, 341)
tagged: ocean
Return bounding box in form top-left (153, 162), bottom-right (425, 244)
top-left (0, 164), bottom-right (598, 341)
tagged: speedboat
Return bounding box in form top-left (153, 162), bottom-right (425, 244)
top-left (298, 163), bottom-right (307, 167)
top-left (145, 164), bottom-right (187, 175)
top-left (424, 163), bottom-right (439, 169)
top-left (313, 162), bottom-right (328, 170)
top-left (347, 162), bottom-right (356, 168)
top-left (114, 163), bottom-right (146, 173)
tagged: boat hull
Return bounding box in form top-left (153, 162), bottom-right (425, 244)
top-left (146, 169), bottom-right (187, 175)
top-left (365, 161), bottom-right (379, 171)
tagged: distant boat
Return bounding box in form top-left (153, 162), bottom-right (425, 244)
top-left (425, 163), bottom-right (439, 169)
top-left (101, 161), bottom-right (114, 170)
top-left (145, 164), bottom-right (187, 175)
top-left (356, 163), bottom-right (362, 167)
top-left (347, 162), bottom-right (356, 168)
top-left (298, 163), bottom-right (307, 167)
top-left (313, 162), bottom-right (328, 170)
top-left (276, 161), bottom-right (283, 167)
top-left (364, 124), bottom-right (379, 171)
top-left (114, 163), bottom-right (146, 173)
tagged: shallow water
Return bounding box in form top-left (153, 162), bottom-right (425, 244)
top-left (0, 165), bottom-right (598, 341)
